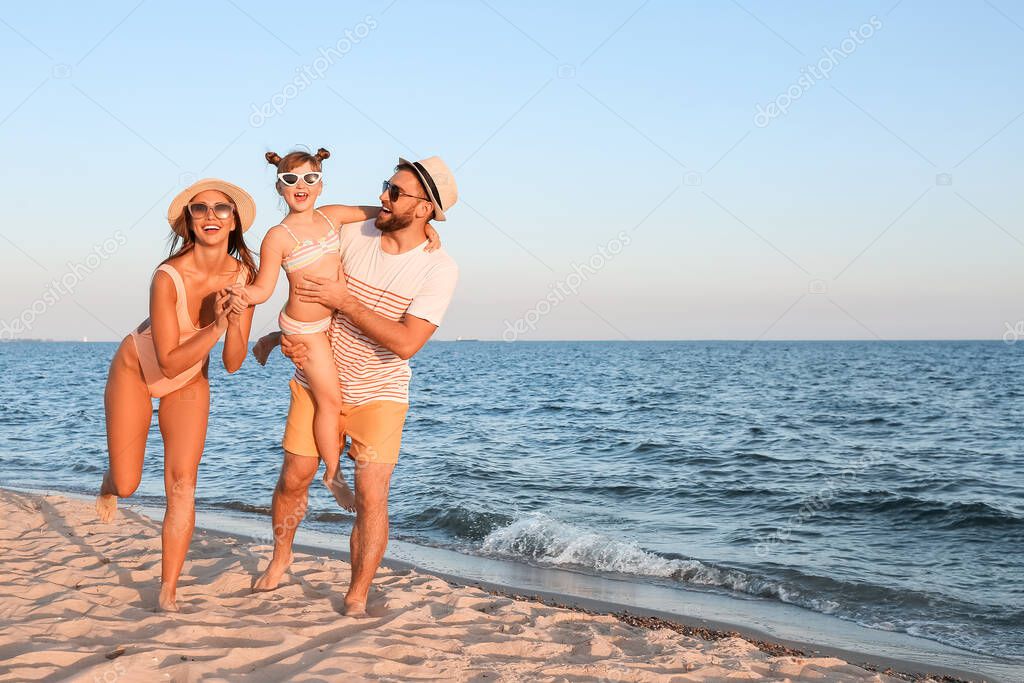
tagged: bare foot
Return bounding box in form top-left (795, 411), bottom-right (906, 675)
top-left (253, 553), bottom-right (293, 592)
top-left (157, 586), bottom-right (179, 612)
top-left (95, 493), bottom-right (117, 523)
top-left (342, 600), bottom-right (368, 618)
top-left (324, 468), bottom-right (356, 512)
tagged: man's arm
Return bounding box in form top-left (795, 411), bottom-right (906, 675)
top-left (295, 275), bottom-right (437, 360)
top-left (341, 303), bottom-right (437, 360)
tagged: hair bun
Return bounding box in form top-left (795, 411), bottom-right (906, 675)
top-left (265, 151), bottom-right (282, 166)
top-left (315, 147), bottom-right (331, 161)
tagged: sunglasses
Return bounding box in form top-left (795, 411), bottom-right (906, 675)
top-left (278, 171), bottom-right (323, 186)
top-left (382, 179), bottom-right (428, 203)
top-left (187, 202), bottom-right (235, 220)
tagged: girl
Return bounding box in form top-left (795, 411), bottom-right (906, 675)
top-left (232, 148), bottom-right (439, 511)
top-left (97, 178), bottom-right (257, 612)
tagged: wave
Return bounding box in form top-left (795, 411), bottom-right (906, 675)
top-left (404, 505), bottom-right (514, 541)
top-left (217, 501), bottom-right (271, 516)
top-left (477, 512), bottom-right (839, 613)
top-left (0, 403), bottom-right (40, 426)
top-left (473, 512), bottom-right (1023, 659)
top-left (68, 461), bottom-right (103, 474)
top-left (814, 490), bottom-right (1024, 531)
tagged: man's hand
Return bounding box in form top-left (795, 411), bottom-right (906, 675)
top-left (296, 274), bottom-right (355, 314)
top-left (280, 333), bottom-right (309, 369)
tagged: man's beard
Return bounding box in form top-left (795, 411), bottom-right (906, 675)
top-left (375, 209), bottom-right (414, 233)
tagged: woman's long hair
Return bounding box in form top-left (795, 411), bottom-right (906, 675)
top-left (165, 205), bottom-right (257, 284)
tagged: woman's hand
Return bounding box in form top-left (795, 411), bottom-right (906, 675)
top-left (213, 289), bottom-right (233, 331)
top-left (252, 331), bottom-right (281, 366)
top-left (425, 223), bottom-right (442, 252)
top-left (280, 334), bottom-right (309, 370)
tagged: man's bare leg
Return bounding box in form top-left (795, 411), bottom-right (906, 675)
top-left (253, 451), bottom-right (318, 592)
top-left (344, 460), bottom-right (396, 616)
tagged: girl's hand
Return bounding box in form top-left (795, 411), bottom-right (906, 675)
top-left (425, 223), bottom-right (442, 252)
top-left (227, 285), bottom-right (250, 314)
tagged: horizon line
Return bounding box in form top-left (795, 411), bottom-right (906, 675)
top-left (2, 337), bottom-right (1012, 344)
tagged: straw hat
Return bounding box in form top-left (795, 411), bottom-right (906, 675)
top-left (167, 178), bottom-right (257, 234)
top-left (399, 156), bottom-right (458, 221)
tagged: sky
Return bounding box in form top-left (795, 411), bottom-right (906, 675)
top-left (0, 0), bottom-right (1022, 341)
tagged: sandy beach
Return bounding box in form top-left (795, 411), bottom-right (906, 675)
top-left (0, 488), bottom-right (943, 682)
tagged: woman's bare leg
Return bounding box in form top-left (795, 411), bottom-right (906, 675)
top-left (156, 378), bottom-right (209, 612)
top-left (288, 331), bottom-right (352, 511)
top-left (98, 337), bottom-right (152, 522)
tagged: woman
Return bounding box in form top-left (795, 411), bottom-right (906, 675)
top-left (96, 178), bottom-right (257, 612)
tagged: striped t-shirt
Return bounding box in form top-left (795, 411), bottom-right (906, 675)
top-left (294, 220), bottom-right (458, 405)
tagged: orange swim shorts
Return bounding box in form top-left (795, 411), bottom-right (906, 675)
top-left (282, 378), bottom-right (409, 465)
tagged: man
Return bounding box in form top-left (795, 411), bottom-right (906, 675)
top-left (250, 156), bottom-right (459, 616)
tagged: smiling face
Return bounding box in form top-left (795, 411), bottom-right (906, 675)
top-left (376, 169), bottom-right (431, 233)
top-left (277, 160), bottom-right (323, 212)
top-left (187, 189), bottom-right (236, 247)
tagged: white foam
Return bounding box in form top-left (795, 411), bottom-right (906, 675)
top-left (477, 511), bottom-right (842, 615)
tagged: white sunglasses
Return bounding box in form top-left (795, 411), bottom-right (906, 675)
top-left (277, 171), bottom-right (322, 186)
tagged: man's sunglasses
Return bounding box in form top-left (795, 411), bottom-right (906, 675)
top-left (278, 171), bottom-right (323, 186)
top-left (382, 180), bottom-right (428, 203)
top-left (187, 202), bottom-right (235, 220)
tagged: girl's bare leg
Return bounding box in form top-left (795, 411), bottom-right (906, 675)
top-left (289, 331), bottom-right (352, 511)
top-left (156, 379), bottom-right (209, 612)
top-left (98, 338), bottom-right (152, 522)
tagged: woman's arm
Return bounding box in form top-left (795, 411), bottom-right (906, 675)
top-left (237, 228), bottom-right (287, 306)
top-left (222, 288), bottom-right (255, 373)
top-left (319, 204), bottom-right (379, 226)
top-left (151, 271), bottom-right (231, 377)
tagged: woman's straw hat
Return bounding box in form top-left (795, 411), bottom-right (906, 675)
top-left (167, 178), bottom-right (257, 234)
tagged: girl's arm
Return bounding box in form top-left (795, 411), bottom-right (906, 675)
top-left (222, 288), bottom-right (255, 373)
top-left (319, 204), bottom-right (379, 226)
top-left (237, 228), bottom-right (288, 306)
top-left (424, 223), bottom-right (442, 252)
top-left (151, 271), bottom-right (231, 377)
top-left (321, 204), bottom-right (442, 252)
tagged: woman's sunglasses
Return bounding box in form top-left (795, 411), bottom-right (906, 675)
top-left (382, 180), bottom-right (428, 203)
top-left (187, 202), bottom-right (235, 220)
top-left (278, 171), bottom-right (323, 186)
